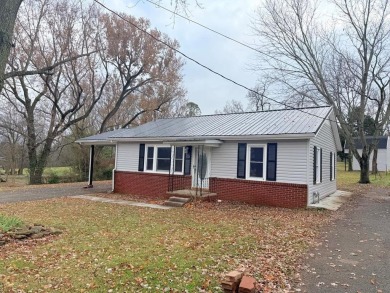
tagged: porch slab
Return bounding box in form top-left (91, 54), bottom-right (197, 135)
top-left (71, 195), bottom-right (172, 210)
top-left (308, 190), bottom-right (353, 211)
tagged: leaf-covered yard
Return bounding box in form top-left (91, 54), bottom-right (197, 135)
top-left (0, 198), bottom-right (330, 292)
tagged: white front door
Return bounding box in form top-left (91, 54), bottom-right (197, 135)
top-left (192, 146), bottom-right (211, 189)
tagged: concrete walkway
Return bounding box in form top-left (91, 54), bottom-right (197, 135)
top-left (72, 195), bottom-right (172, 210)
top-left (308, 190), bottom-right (353, 211)
top-left (297, 187), bottom-right (390, 292)
top-left (0, 181), bottom-right (112, 203)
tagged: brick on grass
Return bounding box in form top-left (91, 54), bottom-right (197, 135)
top-left (221, 280), bottom-right (238, 291)
top-left (238, 276), bottom-right (256, 293)
top-left (221, 270), bottom-right (243, 292)
top-left (226, 270), bottom-right (243, 282)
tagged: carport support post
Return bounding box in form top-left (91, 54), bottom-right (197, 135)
top-left (88, 145), bottom-right (95, 188)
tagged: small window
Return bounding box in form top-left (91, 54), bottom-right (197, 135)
top-left (246, 144), bottom-right (266, 180)
top-left (157, 147), bottom-right (171, 171)
top-left (174, 146), bottom-right (184, 172)
top-left (146, 147), bottom-right (154, 171)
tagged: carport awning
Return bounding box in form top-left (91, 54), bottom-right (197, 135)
top-left (75, 129), bottom-right (125, 146)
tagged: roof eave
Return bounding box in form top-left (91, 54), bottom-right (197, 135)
top-left (76, 140), bottom-right (116, 146)
top-left (108, 133), bottom-right (315, 142)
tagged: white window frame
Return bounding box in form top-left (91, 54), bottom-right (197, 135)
top-left (246, 144), bottom-right (267, 181)
top-left (145, 145), bottom-right (155, 171)
top-left (144, 145), bottom-right (185, 174)
top-left (331, 152), bottom-right (336, 181)
top-left (316, 147), bottom-right (321, 184)
top-left (173, 146), bottom-right (185, 174)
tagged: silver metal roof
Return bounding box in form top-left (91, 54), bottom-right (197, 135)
top-left (77, 106), bottom-right (332, 144)
top-left (345, 136), bottom-right (388, 150)
top-left (75, 129), bottom-right (128, 144)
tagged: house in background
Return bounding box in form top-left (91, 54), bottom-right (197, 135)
top-left (77, 106), bottom-right (342, 208)
top-left (344, 136), bottom-right (390, 172)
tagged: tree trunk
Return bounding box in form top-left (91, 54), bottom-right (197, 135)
top-left (348, 149), bottom-right (353, 171)
top-left (359, 153), bottom-right (370, 184)
top-left (29, 163), bottom-right (45, 184)
top-left (0, 0), bottom-right (23, 91)
top-left (18, 146), bottom-right (24, 175)
top-left (371, 148), bottom-right (378, 174)
top-left (28, 140), bottom-right (53, 184)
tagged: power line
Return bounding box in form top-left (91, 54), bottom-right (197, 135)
top-left (93, 0), bottom-right (336, 124)
top-left (144, 0), bottom-right (259, 53)
top-left (143, 0), bottom-right (296, 69)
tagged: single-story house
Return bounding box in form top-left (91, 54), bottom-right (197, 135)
top-left (77, 106), bottom-right (341, 208)
top-left (344, 136), bottom-right (390, 172)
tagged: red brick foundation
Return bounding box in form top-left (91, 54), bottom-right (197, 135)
top-left (209, 177), bottom-right (307, 208)
top-left (114, 171), bottom-right (308, 208)
top-left (114, 171), bottom-right (191, 198)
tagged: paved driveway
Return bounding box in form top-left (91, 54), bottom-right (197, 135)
top-left (0, 181), bottom-right (112, 203)
top-left (298, 187), bottom-right (390, 292)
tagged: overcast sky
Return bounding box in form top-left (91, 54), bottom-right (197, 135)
top-left (109, 0), bottom-right (260, 114)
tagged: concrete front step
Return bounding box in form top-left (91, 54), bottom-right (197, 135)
top-left (168, 196), bottom-right (192, 203)
top-left (163, 196), bottom-right (192, 207)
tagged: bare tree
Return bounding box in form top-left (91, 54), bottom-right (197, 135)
top-left (0, 100), bottom-right (26, 175)
top-left (2, 0), bottom-right (107, 184)
top-left (1, 0), bottom-right (186, 184)
top-left (246, 82), bottom-right (271, 111)
top-left (254, 0), bottom-right (390, 183)
top-left (0, 0), bottom-right (23, 91)
top-left (96, 12), bottom-right (186, 132)
top-left (0, 0), bottom-right (199, 93)
top-left (215, 99), bottom-right (245, 114)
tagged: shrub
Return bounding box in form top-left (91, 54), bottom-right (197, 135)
top-left (95, 168), bottom-right (113, 180)
top-left (47, 173), bottom-right (60, 184)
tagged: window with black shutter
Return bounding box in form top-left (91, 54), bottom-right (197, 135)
top-left (266, 143), bottom-right (277, 181)
top-left (183, 146), bottom-right (192, 175)
top-left (138, 144), bottom-right (145, 171)
top-left (237, 143), bottom-right (247, 178)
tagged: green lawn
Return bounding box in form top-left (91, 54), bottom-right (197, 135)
top-left (336, 162), bottom-right (390, 190)
top-left (0, 198), bottom-right (330, 292)
top-left (43, 166), bottom-right (74, 176)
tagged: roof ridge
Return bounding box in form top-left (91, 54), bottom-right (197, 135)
top-left (155, 105), bottom-right (332, 121)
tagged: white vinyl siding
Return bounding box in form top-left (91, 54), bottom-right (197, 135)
top-left (308, 119), bottom-right (337, 204)
top-left (277, 140), bottom-right (308, 184)
top-left (211, 140), bottom-right (308, 184)
top-left (210, 142), bottom-right (237, 179)
top-left (116, 142), bottom-right (139, 171)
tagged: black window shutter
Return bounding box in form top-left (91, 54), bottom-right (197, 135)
top-left (330, 152), bottom-right (333, 180)
top-left (184, 146), bottom-right (192, 175)
top-left (266, 143), bottom-right (277, 181)
top-left (313, 146), bottom-right (317, 184)
top-left (138, 144), bottom-right (145, 171)
top-left (320, 148), bottom-right (323, 182)
top-left (237, 143), bottom-right (247, 179)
